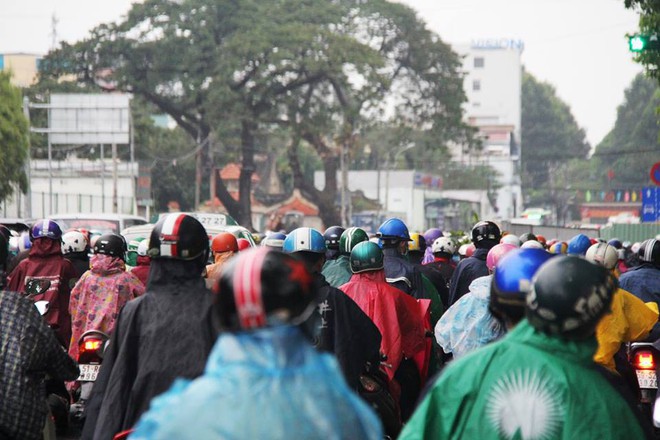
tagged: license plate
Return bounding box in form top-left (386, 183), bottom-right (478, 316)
top-left (636, 369), bottom-right (657, 389)
top-left (77, 364), bottom-right (101, 382)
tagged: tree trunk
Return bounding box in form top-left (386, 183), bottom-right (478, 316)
top-left (237, 120), bottom-right (255, 230)
top-left (287, 137), bottom-right (341, 228)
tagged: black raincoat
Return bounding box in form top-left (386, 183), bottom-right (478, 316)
top-left (81, 258), bottom-right (217, 440)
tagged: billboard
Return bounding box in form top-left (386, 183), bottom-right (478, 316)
top-left (50, 94), bottom-right (130, 144)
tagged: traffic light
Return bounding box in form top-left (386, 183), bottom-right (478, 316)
top-left (628, 34), bottom-right (659, 53)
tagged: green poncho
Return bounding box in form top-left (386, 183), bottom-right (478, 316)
top-left (399, 320), bottom-right (645, 440)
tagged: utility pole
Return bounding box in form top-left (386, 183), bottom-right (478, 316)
top-left (22, 97), bottom-right (32, 218)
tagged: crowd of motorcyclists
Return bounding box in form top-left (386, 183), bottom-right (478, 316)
top-left (0, 213), bottom-right (659, 439)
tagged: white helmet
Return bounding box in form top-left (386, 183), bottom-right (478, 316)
top-left (432, 237), bottom-right (456, 255)
top-left (61, 230), bottom-right (88, 255)
top-left (500, 234), bottom-right (521, 247)
top-left (520, 240), bottom-right (544, 250)
top-left (137, 239), bottom-right (150, 257)
top-left (585, 242), bottom-right (618, 271)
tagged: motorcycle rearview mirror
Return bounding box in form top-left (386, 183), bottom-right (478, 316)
top-left (34, 300), bottom-right (50, 316)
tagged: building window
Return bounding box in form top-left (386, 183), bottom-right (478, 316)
top-left (473, 79), bottom-right (481, 91)
top-left (474, 57), bottom-right (484, 68)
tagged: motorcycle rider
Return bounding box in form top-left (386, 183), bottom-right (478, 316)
top-left (204, 232), bottom-right (238, 288)
top-left (62, 230), bottom-right (91, 281)
top-left (129, 247), bottom-right (383, 440)
top-left (322, 225), bottom-right (345, 264)
top-left (448, 220), bottom-right (501, 306)
top-left (376, 218), bottom-right (424, 298)
top-left (400, 256), bottom-right (648, 440)
top-left (422, 236), bottom-right (457, 307)
top-left (340, 241), bottom-right (427, 421)
top-left (130, 240), bottom-right (152, 287)
top-left (68, 233), bottom-right (145, 361)
top-left (282, 227), bottom-right (382, 390)
top-left (0, 289), bottom-right (79, 440)
top-left (322, 227), bottom-right (369, 288)
top-left (435, 246), bottom-right (552, 359)
top-left (619, 238), bottom-right (660, 304)
top-left (82, 213), bottom-right (217, 440)
top-left (261, 232), bottom-right (286, 250)
top-left (585, 242), bottom-right (659, 373)
top-left (7, 219), bottom-right (77, 347)
top-left (421, 228), bottom-right (443, 264)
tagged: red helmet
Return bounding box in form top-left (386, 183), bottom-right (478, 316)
top-left (237, 238), bottom-right (251, 251)
top-left (211, 232), bottom-right (238, 253)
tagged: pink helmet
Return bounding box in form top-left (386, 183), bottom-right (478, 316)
top-left (486, 243), bottom-right (518, 272)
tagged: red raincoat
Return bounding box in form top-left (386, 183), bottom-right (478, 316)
top-left (7, 238), bottom-right (78, 347)
top-left (340, 271), bottom-right (426, 381)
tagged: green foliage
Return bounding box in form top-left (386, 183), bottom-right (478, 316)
top-left (0, 71), bottom-right (29, 201)
top-left (625, 0), bottom-right (660, 82)
top-left (521, 70), bottom-right (590, 222)
top-left (592, 73), bottom-right (659, 188)
top-left (41, 0), bottom-right (473, 227)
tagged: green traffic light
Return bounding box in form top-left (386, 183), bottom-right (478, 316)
top-left (629, 35), bottom-right (648, 52)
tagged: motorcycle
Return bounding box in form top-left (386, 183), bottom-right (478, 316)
top-left (70, 329), bottom-right (110, 424)
top-left (630, 342), bottom-right (659, 423)
top-left (33, 300), bottom-right (71, 436)
top-left (359, 355), bottom-right (401, 439)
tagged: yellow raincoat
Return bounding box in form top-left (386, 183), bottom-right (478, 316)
top-left (595, 288), bottom-right (658, 372)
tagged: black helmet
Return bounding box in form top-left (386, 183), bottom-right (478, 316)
top-left (471, 221), bottom-right (501, 246)
top-left (519, 232), bottom-right (537, 244)
top-left (93, 233), bottom-right (127, 260)
top-left (526, 256), bottom-right (617, 340)
top-left (323, 226), bottom-right (345, 250)
top-left (215, 247), bottom-right (317, 331)
top-left (638, 239), bottom-right (660, 267)
top-left (148, 213), bottom-right (209, 261)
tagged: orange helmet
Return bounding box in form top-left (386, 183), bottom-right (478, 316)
top-left (211, 232), bottom-right (238, 253)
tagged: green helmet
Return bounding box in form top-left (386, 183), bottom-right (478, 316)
top-left (339, 227), bottom-right (369, 255)
top-left (350, 241), bottom-right (384, 274)
top-left (126, 237), bottom-right (146, 267)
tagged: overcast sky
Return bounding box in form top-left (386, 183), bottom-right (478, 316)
top-left (0, 0), bottom-right (643, 146)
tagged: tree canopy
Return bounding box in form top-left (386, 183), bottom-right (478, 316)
top-left (625, 0), bottom-right (660, 82)
top-left (40, 0), bottom-right (475, 228)
top-left (592, 72), bottom-right (659, 188)
top-left (521, 70), bottom-right (590, 221)
top-left (0, 71), bottom-right (29, 204)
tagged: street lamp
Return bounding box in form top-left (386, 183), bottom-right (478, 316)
top-left (383, 143), bottom-right (415, 215)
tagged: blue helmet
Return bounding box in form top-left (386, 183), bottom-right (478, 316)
top-left (567, 234), bottom-right (591, 256)
top-left (376, 218), bottom-right (411, 241)
top-left (31, 219), bottom-right (63, 241)
top-left (490, 248), bottom-right (555, 324)
top-left (282, 228), bottom-right (326, 254)
top-left (262, 232), bottom-right (287, 250)
top-left (607, 238), bottom-right (622, 250)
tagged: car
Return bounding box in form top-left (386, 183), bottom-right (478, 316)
top-left (121, 220), bottom-right (256, 250)
top-left (47, 213), bottom-right (149, 234)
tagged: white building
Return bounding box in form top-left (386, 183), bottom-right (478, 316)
top-left (451, 39), bottom-right (524, 221)
top-left (1, 158), bottom-right (139, 219)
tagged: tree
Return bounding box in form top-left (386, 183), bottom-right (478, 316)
top-left (0, 71), bottom-right (29, 204)
top-left (277, 1), bottom-right (477, 226)
top-left (625, 0), bottom-right (660, 82)
top-left (592, 73), bottom-right (659, 188)
top-left (41, 0), bottom-right (474, 228)
top-left (521, 70), bottom-right (590, 222)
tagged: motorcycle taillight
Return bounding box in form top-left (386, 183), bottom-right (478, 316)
top-left (80, 339), bottom-right (103, 353)
top-left (634, 351), bottom-right (656, 370)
